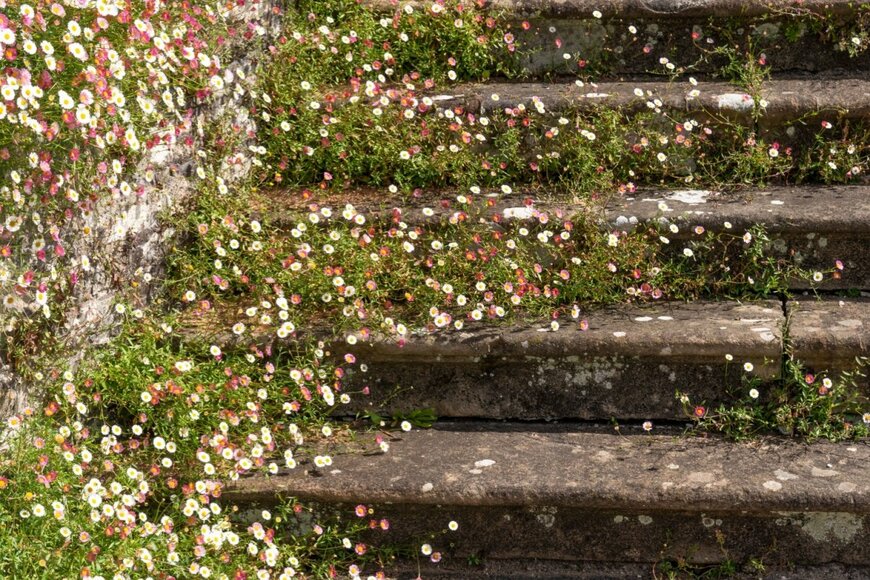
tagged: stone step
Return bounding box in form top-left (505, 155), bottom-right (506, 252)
top-left (223, 424), bottom-right (870, 567)
top-left (367, 0), bottom-right (870, 77)
top-left (606, 186), bottom-right (870, 290)
top-left (187, 298), bottom-right (868, 421)
top-left (431, 78), bottom-right (870, 130)
top-left (257, 185), bottom-right (870, 289)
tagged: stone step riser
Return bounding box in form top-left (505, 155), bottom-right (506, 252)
top-left (515, 19), bottom-right (870, 78)
top-left (789, 299), bottom-right (870, 374)
top-left (389, 561), bottom-right (869, 579)
top-left (345, 354), bottom-right (771, 420)
top-left (509, 16), bottom-right (870, 77)
top-left (207, 302), bottom-right (780, 422)
top-left (343, 328), bottom-right (783, 422)
top-left (361, 1), bottom-right (869, 77)
top-left (310, 503), bottom-right (870, 567)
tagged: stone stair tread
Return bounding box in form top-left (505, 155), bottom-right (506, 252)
top-left (366, 0), bottom-right (861, 18)
top-left (260, 184), bottom-right (870, 233)
top-left (183, 300), bottom-right (785, 421)
top-left (431, 78), bottom-right (870, 121)
top-left (225, 423), bottom-right (870, 566)
top-left (182, 298), bottom-right (786, 353)
top-left (348, 299), bottom-right (784, 361)
top-left (341, 298), bottom-right (867, 420)
top-left (224, 423), bottom-right (870, 513)
top-left (335, 297), bottom-right (862, 365)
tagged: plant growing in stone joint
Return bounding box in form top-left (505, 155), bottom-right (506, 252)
top-left (781, 4), bottom-right (870, 57)
top-left (705, 37), bottom-right (770, 101)
top-left (826, 6), bottom-right (870, 57)
top-left (257, 66), bottom-right (870, 195)
top-left (249, 0), bottom-right (870, 195)
top-left (796, 120), bottom-right (869, 184)
top-left (654, 528), bottom-right (740, 579)
top-left (679, 356), bottom-right (870, 441)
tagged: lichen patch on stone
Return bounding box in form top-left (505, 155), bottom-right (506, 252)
top-left (811, 466), bottom-right (840, 478)
top-left (774, 469), bottom-right (799, 481)
top-left (799, 512), bottom-right (864, 543)
top-left (664, 190), bottom-right (713, 205)
top-left (716, 92), bottom-right (754, 111)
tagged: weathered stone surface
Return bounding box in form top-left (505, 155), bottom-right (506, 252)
top-left (0, 363), bottom-right (25, 424)
top-left (340, 301), bottom-right (782, 420)
top-left (606, 186), bottom-right (870, 236)
top-left (788, 298), bottom-right (870, 375)
top-left (433, 79), bottom-right (748, 118)
top-left (605, 186), bottom-right (870, 290)
top-left (226, 425), bottom-right (870, 565)
top-left (372, 504), bottom-right (870, 566)
top-left (227, 425), bottom-right (870, 510)
top-left (759, 78), bottom-right (870, 128)
top-left (0, 1), bottom-right (282, 422)
top-left (391, 560), bottom-right (660, 580)
top-left (0, 119), bottom-right (192, 422)
top-left (432, 79), bottom-right (870, 127)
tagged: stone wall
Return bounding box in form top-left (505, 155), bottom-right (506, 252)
top-left (0, 0), bottom-right (280, 420)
